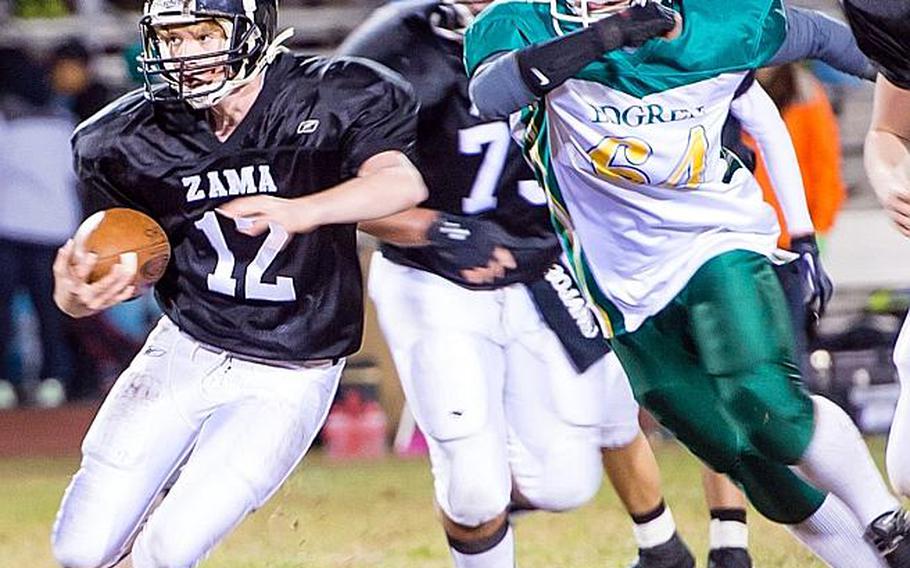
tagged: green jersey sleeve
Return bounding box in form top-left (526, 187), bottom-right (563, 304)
top-left (464, 0), bottom-right (556, 76)
top-left (465, 0), bottom-right (788, 95)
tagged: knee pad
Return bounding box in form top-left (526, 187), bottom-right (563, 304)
top-left (517, 435), bottom-right (603, 512)
top-left (718, 364), bottom-right (815, 465)
top-left (441, 473), bottom-right (511, 528)
top-left (52, 470), bottom-right (134, 568)
top-left (728, 452), bottom-right (825, 525)
top-left (638, 387), bottom-right (743, 474)
top-left (433, 432), bottom-right (511, 527)
top-left (132, 515), bottom-right (206, 568)
top-left (52, 534), bottom-right (121, 568)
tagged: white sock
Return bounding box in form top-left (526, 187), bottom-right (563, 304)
top-left (887, 316), bottom-right (910, 497)
top-left (632, 503), bottom-right (676, 549)
top-left (450, 525), bottom-right (515, 568)
top-left (709, 519), bottom-right (748, 550)
top-left (794, 396), bottom-right (900, 527)
top-left (787, 494), bottom-right (887, 568)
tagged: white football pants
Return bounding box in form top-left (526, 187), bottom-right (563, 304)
top-left (888, 314), bottom-right (910, 497)
top-left (51, 316), bottom-right (342, 568)
top-left (369, 253), bottom-right (639, 527)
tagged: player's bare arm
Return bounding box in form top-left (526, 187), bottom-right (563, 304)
top-left (866, 76), bottom-right (910, 237)
top-left (359, 208), bottom-right (439, 247)
top-left (359, 209), bottom-right (517, 285)
top-left (217, 149), bottom-right (426, 236)
top-left (52, 239), bottom-right (137, 319)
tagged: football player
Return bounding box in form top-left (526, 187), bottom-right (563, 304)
top-left (342, 2), bottom-right (881, 567)
top-left (339, 3), bottom-right (613, 566)
top-left (340, 4), bottom-right (868, 566)
top-left (465, 1), bottom-right (910, 567)
top-left (843, 0), bottom-right (910, 517)
top-left (49, 1), bottom-right (426, 566)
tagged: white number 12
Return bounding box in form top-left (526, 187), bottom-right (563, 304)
top-left (194, 211), bottom-right (297, 302)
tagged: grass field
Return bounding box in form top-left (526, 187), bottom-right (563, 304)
top-left (2, 439), bottom-right (887, 567)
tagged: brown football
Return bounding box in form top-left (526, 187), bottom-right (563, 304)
top-left (73, 208), bottom-right (171, 287)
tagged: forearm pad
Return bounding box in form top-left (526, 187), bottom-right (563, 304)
top-left (515, 23), bottom-right (619, 96)
top-left (514, 2), bottom-right (675, 96)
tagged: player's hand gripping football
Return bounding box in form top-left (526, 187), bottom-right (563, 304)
top-left (52, 239), bottom-right (138, 318)
top-left (790, 233), bottom-right (834, 325)
top-left (427, 214), bottom-right (518, 285)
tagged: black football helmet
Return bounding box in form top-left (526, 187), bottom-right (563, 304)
top-left (138, 0), bottom-right (284, 108)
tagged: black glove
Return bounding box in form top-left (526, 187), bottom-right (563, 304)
top-left (594, 2), bottom-right (678, 49)
top-left (426, 213), bottom-right (512, 270)
top-left (790, 234), bottom-right (834, 324)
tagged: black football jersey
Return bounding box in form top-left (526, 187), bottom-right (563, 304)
top-left (844, 0), bottom-right (910, 89)
top-left (72, 53), bottom-right (418, 361)
top-left (338, 0), bottom-right (561, 288)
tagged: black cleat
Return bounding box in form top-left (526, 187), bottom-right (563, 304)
top-left (629, 532), bottom-right (695, 568)
top-left (708, 547), bottom-right (753, 568)
top-left (866, 508), bottom-right (910, 567)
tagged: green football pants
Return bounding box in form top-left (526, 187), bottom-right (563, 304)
top-left (611, 250), bottom-right (825, 524)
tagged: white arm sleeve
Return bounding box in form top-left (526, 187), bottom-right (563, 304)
top-left (730, 82), bottom-right (815, 237)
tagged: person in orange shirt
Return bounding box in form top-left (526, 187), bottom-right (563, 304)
top-left (751, 64), bottom-right (848, 250)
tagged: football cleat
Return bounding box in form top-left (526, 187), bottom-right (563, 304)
top-left (708, 547), bottom-right (753, 568)
top-left (866, 509), bottom-right (910, 567)
top-left (629, 532), bottom-right (695, 568)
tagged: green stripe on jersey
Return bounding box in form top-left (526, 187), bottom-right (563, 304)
top-left (520, 104), bottom-right (626, 337)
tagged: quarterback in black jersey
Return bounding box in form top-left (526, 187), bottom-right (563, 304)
top-left (50, 1), bottom-right (425, 566)
top-left (844, 1), bottom-right (910, 563)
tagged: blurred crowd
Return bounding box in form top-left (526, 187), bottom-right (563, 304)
top-left (0, 39), bottom-right (158, 409)
top-left (0, 6), bottom-right (859, 411)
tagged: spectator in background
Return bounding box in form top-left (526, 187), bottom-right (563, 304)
top-left (49, 38), bottom-right (110, 123)
top-left (0, 47), bottom-right (79, 407)
top-left (46, 40), bottom-right (145, 400)
top-left (750, 63), bottom-right (848, 250)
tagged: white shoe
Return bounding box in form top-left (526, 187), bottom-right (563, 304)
top-left (0, 380), bottom-right (17, 410)
top-left (35, 378), bottom-right (66, 408)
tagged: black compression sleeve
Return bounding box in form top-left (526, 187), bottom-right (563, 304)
top-left (516, 25), bottom-right (616, 96)
top-left (514, 3), bottom-right (676, 96)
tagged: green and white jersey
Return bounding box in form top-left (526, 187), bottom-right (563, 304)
top-left (465, 0), bottom-right (788, 337)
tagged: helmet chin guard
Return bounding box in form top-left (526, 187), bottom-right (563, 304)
top-left (138, 0), bottom-right (287, 108)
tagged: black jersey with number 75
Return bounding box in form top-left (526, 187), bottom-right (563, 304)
top-left (71, 53), bottom-right (418, 361)
top-left (338, 0), bottom-right (561, 288)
